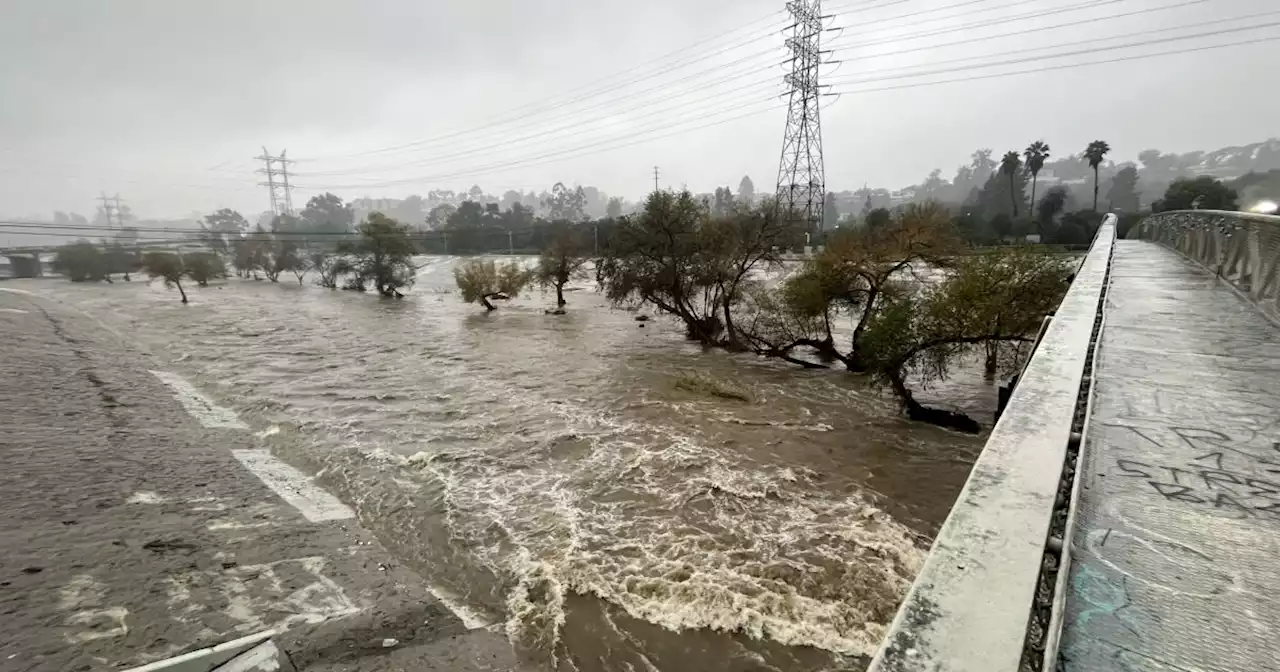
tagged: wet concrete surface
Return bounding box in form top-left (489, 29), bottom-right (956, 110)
top-left (0, 289), bottom-right (527, 672)
top-left (1060, 241), bottom-right (1280, 671)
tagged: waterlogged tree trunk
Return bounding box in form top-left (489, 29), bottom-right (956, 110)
top-left (555, 282), bottom-right (565, 307)
top-left (176, 279), bottom-right (188, 304)
top-left (481, 293), bottom-right (498, 311)
top-left (722, 300), bottom-right (748, 352)
top-left (887, 367), bottom-right (980, 434)
top-left (984, 341), bottom-right (999, 380)
top-left (846, 287), bottom-right (879, 372)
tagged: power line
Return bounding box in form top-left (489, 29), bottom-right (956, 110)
top-left (295, 92), bottom-right (786, 191)
top-left (298, 29), bottom-right (1277, 192)
top-left (830, 32), bottom-right (1280, 95)
top-left (296, 0), bottom-right (943, 165)
top-left (828, 19), bottom-right (1280, 86)
top-left (295, 59), bottom-right (785, 179)
top-left (297, 0), bottom-right (1139, 180)
top-left (301, 10), bottom-right (788, 163)
top-left (827, 0), bottom-right (1212, 65)
top-left (837, 0), bottom-right (1044, 32)
top-left (828, 0), bottom-right (1132, 50)
top-left (834, 6), bottom-right (1276, 77)
top-left (293, 100), bottom-right (783, 192)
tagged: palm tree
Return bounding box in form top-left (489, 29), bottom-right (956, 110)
top-left (1000, 151), bottom-right (1022, 217)
top-left (1024, 141), bottom-right (1050, 210)
top-left (1083, 140), bottom-right (1111, 211)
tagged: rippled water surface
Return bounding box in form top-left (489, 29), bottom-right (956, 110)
top-left (12, 258), bottom-right (991, 671)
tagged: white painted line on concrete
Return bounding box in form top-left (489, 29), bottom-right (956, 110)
top-left (0, 308), bottom-right (29, 313)
top-left (215, 640), bottom-right (290, 672)
top-left (231, 449), bottom-right (354, 522)
top-left (425, 583), bottom-right (494, 630)
top-left (121, 630), bottom-right (277, 672)
top-left (150, 370), bottom-right (248, 429)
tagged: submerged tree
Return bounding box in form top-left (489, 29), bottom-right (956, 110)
top-left (338, 213), bottom-right (417, 296)
top-left (104, 243), bottom-right (141, 281)
top-left (454, 259), bottom-right (532, 310)
top-left (596, 190), bottom-right (795, 347)
top-left (745, 202), bottom-right (961, 370)
top-left (143, 252), bottom-right (188, 303)
top-left (536, 224), bottom-right (590, 310)
top-left (310, 249), bottom-right (344, 289)
top-left (52, 241), bottom-right (111, 282)
top-left (259, 234), bottom-right (304, 283)
top-left (183, 251), bottom-right (227, 286)
top-left (858, 247), bottom-right (1073, 432)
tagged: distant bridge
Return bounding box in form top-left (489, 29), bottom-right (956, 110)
top-left (868, 210), bottom-right (1280, 671)
top-left (1, 240), bottom-right (210, 278)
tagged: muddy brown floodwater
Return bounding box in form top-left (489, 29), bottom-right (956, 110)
top-left (10, 256), bottom-right (991, 672)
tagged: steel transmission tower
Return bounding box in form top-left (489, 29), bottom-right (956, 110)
top-left (776, 0), bottom-right (829, 236)
top-left (97, 193), bottom-right (127, 230)
top-left (255, 148), bottom-right (296, 216)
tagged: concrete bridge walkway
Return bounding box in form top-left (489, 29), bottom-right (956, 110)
top-left (1059, 240), bottom-right (1280, 671)
top-left (869, 211), bottom-right (1280, 672)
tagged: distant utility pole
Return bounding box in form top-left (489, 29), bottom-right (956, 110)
top-left (255, 147), bottom-right (296, 217)
top-left (776, 0), bottom-right (831, 236)
top-left (653, 166), bottom-right (660, 193)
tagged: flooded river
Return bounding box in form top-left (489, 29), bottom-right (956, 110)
top-left (10, 257), bottom-right (989, 671)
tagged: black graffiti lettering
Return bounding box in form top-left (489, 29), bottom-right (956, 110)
top-left (1213, 493), bottom-right (1254, 519)
top-left (1191, 452), bottom-right (1226, 471)
top-left (1245, 478), bottom-right (1280, 501)
top-left (1149, 481), bottom-right (1203, 504)
top-left (1116, 425), bottom-right (1166, 450)
top-left (1171, 427), bottom-right (1233, 454)
top-left (1199, 469), bottom-right (1242, 493)
top-left (1115, 459), bottom-right (1154, 478)
top-left (1255, 502), bottom-right (1280, 520)
top-left (1163, 465), bottom-right (1192, 485)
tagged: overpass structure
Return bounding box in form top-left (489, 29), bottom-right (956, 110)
top-left (869, 211), bottom-right (1280, 672)
top-left (1, 240), bottom-right (211, 278)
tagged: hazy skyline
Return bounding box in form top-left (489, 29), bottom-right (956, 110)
top-left (2, 0), bottom-right (1277, 221)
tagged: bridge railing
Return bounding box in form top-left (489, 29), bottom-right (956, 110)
top-left (1130, 209), bottom-right (1280, 322)
top-left (866, 217), bottom-right (1115, 672)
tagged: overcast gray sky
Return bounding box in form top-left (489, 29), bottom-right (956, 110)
top-left (1, 0), bottom-right (1276, 221)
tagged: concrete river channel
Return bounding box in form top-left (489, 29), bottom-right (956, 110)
top-left (6, 255), bottom-right (993, 672)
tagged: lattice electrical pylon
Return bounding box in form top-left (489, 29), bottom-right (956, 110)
top-left (775, 0), bottom-right (831, 237)
top-left (255, 147), bottom-right (295, 217)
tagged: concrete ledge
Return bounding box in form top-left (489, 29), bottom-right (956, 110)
top-left (122, 630), bottom-right (294, 672)
top-left (866, 220), bottom-right (1115, 672)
